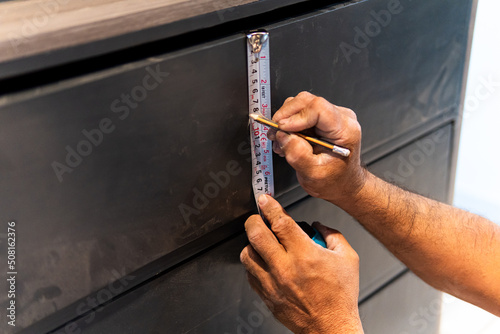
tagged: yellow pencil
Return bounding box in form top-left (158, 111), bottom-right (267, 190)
top-left (249, 113), bottom-right (351, 157)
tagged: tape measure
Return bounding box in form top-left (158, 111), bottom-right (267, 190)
top-left (247, 31), bottom-right (274, 207)
top-left (246, 31), bottom-right (326, 248)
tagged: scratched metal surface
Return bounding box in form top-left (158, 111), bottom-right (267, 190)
top-left (0, 0), bottom-right (472, 332)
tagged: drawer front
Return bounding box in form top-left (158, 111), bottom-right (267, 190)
top-left (1, 36), bottom-right (256, 331)
top-left (33, 126), bottom-right (452, 334)
top-left (268, 0), bottom-right (472, 153)
top-left (59, 235), bottom-right (291, 334)
top-left (0, 0), bottom-right (471, 330)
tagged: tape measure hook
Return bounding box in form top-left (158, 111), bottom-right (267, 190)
top-left (247, 31), bottom-right (269, 61)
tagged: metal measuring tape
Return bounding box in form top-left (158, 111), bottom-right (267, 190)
top-left (247, 31), bottom-right (274, 210)
top-left (246, 31), bottom-right (327, 248)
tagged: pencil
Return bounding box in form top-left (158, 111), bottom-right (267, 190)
top-left (249, 113), bottom-right (351, 157)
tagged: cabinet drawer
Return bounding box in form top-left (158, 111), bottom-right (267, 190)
top-left (0, 0), bottom-right (471, 330)
top-left (1, 35), bottom-right (256, 331)
top-left (62, 234), bottom-right (291, 334)
top-left (24, 125), bottom-right (453, 333)
top-left (268, 0), bottom-right (471, 153)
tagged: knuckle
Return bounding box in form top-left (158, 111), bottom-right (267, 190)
top-left (271, 215), bottom-right (294, 235)
top-left (297, 91), bottom-right (313, 99)
top-left (350, 120), bottom-right (362, 141)
top-left (350, 118), bottom-right (362, 135)
top-left (244, 215), bottom-right (260, 231)
top-left (347, 108), bottom-right (358, 120)
top-left (340, 106), bottom-right (357, 120)
top-left (273, 143), bottom-right (281, 152)
top-left (273, 263), bottom-right (291, 281)
top-left (285, 150), bottom-right (300, 165)
top-left (353, 250), bottom-right (360, 262)
top-left (348, 248), bottom-right (360, 264)
top-left (240, 247), bottom-right (249, 264)
top-left (341, 118), bottom-right (361, 144)
top-left (309, 96), bottom-right (328, 110)
top-left (285, 148), bottom-right (307, 167)
top-left (247, 229), bottom-right (265, 245)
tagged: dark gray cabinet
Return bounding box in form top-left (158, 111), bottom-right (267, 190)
top-left (56, 126), bottom-right (450, 334)
top-left (0, 0), bottom-right (475, 333)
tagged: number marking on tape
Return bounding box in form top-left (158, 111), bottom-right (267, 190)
top-left (247, 31), bottom-right (274, 207)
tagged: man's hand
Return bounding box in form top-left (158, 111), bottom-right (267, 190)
top-left (268, 91), bottom-right (366, 205)
top-left (240, 194), bottom-right (364, 334)
top-left (267, 92), bottom-right (500, 316)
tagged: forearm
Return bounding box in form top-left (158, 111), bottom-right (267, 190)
top-left (335, 171), bottom-right (500, 316)
top-left (269, 92), bottom-right (500, 316)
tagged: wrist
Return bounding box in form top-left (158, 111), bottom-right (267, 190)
top-left (331, 170), bottom-right (384, 220)
top-left (325, 167), bottom-right (369, 208)
top-left (303, 311), bottom-right (364, 334)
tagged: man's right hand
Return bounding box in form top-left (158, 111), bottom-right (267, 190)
top-left (268, 91), bottom-right (366, 205)
top-left (268, 92), bottom-right (500, 317)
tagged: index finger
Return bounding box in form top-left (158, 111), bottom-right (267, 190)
top-left (279, 96), bottom-right (343, 137)
top-left (258, 195), bottom-right (312, 251)
top-left (272, 91), bottom-right (316, 123)
top-left (273, 92), bottom-right (358, 145)
top-left (244, 214), bottom-right (286, 266)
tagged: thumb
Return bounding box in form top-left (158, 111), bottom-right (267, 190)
top-left (312, 221), bottom-right (351, 251)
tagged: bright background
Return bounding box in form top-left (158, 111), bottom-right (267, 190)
top-left (440, 0), bottom-right (500, 332)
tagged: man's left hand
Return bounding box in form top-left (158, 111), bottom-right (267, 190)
top-left (240, 194), bottom-right (364, 334)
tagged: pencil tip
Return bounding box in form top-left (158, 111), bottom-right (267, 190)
top-left (249, 113), bottom-right (260, 120)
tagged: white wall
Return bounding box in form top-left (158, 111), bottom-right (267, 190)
top-left (441, 1), bottom-right (500, 333)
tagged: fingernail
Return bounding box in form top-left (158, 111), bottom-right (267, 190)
top-left (312, 221), bottom-right (322, 228)
top-left (277, 131), bottom-right (291, 149)
top-left (258, 194), bottom-right (268, 206)
top-left (267, 128), bottom-right (277, 140)
top-left (278, 118), bottom-right (289, 126)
